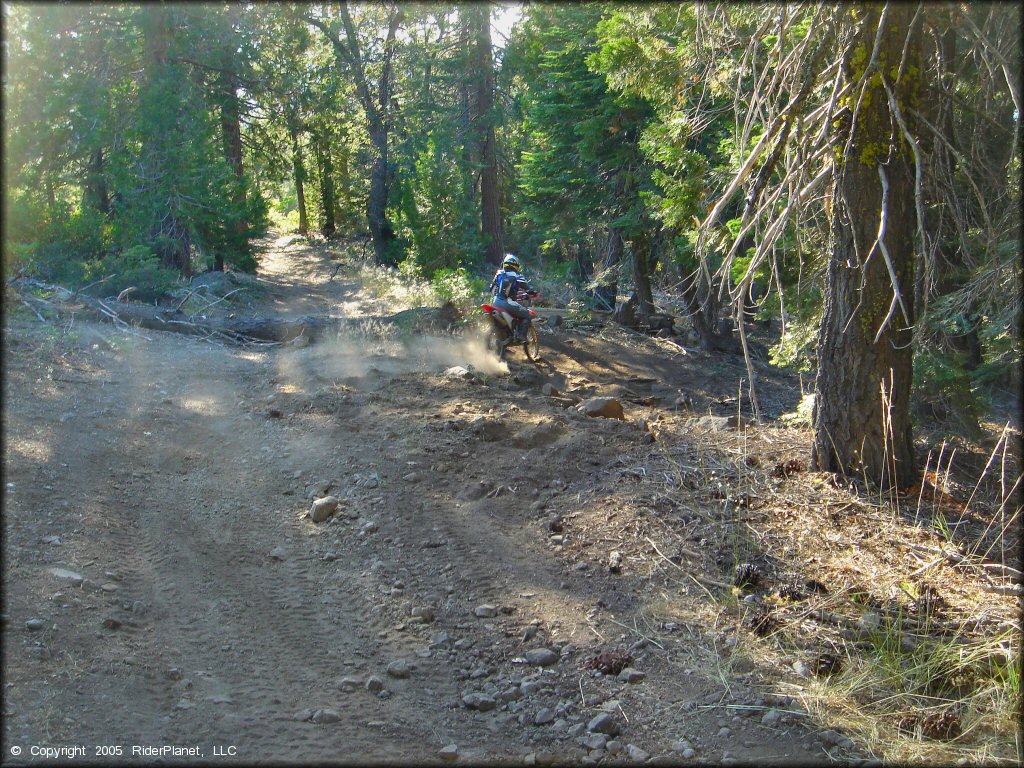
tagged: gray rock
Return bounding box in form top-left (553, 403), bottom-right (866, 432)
top-left (365, 675), bottom-right (385, 693)
top-left (627, 744), bottom-right (650, 762)
top-left (25, 618), bottom-right (45, 631)
top-left (269, 546), bottom-right (287, 560)
top-left (522, 625), bottom-right (539, 642)
top-left (587, 713), bottom-right (620, 736)
top-left (605, 740), bottom-right (623, 755)
top-left (617, 668), bottom-right (645, 684)
top-left (310, 495), bottom-right (339, 523)
top-left (534, 708), bottom-right (555, 725)
top-left (463, 693), bottom-right (497, 711)
top-left (671, 741), bottom-right (691, 752)
top-left (520, 679), bottom-right (543, 696)
top-left (338, 677), bottom-right (360, 691)
top-left (474, 604), bottom-right (498, 618)
top-left (718, 727), bottom-right (731, 738)
top-left (439, 744), bottom-right (459, 762)
top-left (387, 659), bottom-right (411, 679)
top-left (360, 520), bottom-right (378, 534)
top-left (311, 709), bottom-right (340, 724)
top-left (584, 734), bottom-right (608, 750)
top-left (525, 648), bottom-right (559, 667)
top-left (682, 748), bottom-right (696, 759)
top-left (568, 723), bottom-right (587, 738)
top-left (430, 631), bottom-right (450, 648)
top-left (445, 366), bottom-right (473, 380)
top-left (411, 606), bottom-right (435, 623)
top-left (48, 567), bottom-right (85, 586)
top-left (761, 709), bottom-right (783, 725)
top-left (403, 472), bottom-right (423, 483)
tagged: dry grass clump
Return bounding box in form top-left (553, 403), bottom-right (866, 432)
top-left (629, 414), bottom-right (1022, 765)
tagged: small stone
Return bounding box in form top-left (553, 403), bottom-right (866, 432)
top-left (682, 748), bottom-right (696, 759)
top-left (365, 675), bottom-right (385, 692)
top-left (25, 618), bottom-right (45, 631)
top-left (361, 520), bottom-right (378, 534)
top-left (577, 397), bottom-right (626, 421)
top-left (411, 606), bottom-right (435, 623)
top-left (100, 583), bottom-right (119, 592)
top-left (761, 709), bottom-right (782, 725)
top-left (310, 495), bottom-right (339, 523)
top-left (311, 709), bottom-right (340, 724)
top-left (430, 631), bottom-right (450, 648)
top-left (534, 708), bottom-right (555, 725)
top-left (542, 383), bottom-right (561, 397)
top-left (102, 617), bottom-right (121, 630)
top-left (463, 693), bottom-right (497, 711)
top-left (584, 734), bottom-right (608, 750)
top-left (608, 551), bottom-right (623, 573)
top-left (520, 679), bottom-right (542, 696)
top-left (718, 727), bottom-right (731, 737)
top-left (439, 744), bottom-right (459, 762)
top-left (338, 677), bottom-right (360, 691)
top-left (403, 472), bottom-right (423, 482)
top-left (605, 740), bottom-right (623, 755)
top-left (568, 723), bottom-right (587, 738)
top-left (525, 648), bottom-right (559, 667)
top-left (269, 546), bottom-right (287, 561)
top-left (626, 745), bottom-right (650, 762)
top-left (165, 667), bottom-right (183, 681)
top-left (474, 604), bottom-right (498, 618)
top-left (48, 567), bottom-right (85, 586)
top-left (522, 625), bottom-right (539, 642)
top-left (587, 713), bottom-right (620, 736)
top-left (617, 668), bottom-right (645, 684)
top-left (792, 660), bottom-right (810, 677)
top-left (387, 659), bottom-right (411, 679)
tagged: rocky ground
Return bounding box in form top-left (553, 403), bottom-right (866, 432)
top-left (3, 235), bottom-right (1016, 766)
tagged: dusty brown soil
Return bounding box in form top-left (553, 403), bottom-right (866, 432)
top-left (3, 235), bottom-right (1017, 766)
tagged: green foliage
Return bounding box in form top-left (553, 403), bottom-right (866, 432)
top-left (430, 267), bottom-right (487, 315)
top-left (81, 245), bottom-right (180, 301)
top-left (912, 346), bottom-right (985, 435)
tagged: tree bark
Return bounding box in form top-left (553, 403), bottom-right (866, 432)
top-left (218, 68), bottom-right (246, 270)
top-left (813, 4), bottom-right (920, 490)
top-left (315, 130), bottom-right (336, 238)
top-left (141, 4), bottom-right (190, 275)
top-left (468, 3), bottom-right (503, 264)
top-left (288, 116), bottom-right (308, 236)
top-left (593, 229), bottom-right (623, 311)
top-left (84, 147), bottom-right (110, 215)
top-left (630, 232), bottom-right (655, 319)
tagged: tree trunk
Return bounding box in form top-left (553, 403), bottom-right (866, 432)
top-left (813, 4), bottom-right (920, 490)
top-left (630, 232), bottom-right (655, 318)
top-left (469, 3), bottom-right (503, 264)
top-left (367, 120), bottom-right (395, 262)
top-left (289, 118), bottom-right (308, 236)
top-left (593, 229), bottom-right (623, 311)
top-left (84, 147), bottom-right (109, 214)
top-left (141, 4), bottom-right (189, 275)
top-left (680, 266), bottom-right (736, 352)
top-left (315, 131), bottom-right (336, 238)
top-left (219, 69), bottom-right (246, 270)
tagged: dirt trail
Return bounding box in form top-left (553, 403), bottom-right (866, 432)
top-left (3, 236), bottom-right (826, 765)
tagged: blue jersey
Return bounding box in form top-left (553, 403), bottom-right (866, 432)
top-left (490, 268), bottom-right (531, 301)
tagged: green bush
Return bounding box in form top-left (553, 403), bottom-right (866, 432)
top-left (82, 245), bottom-right (180, 302)
top-left (430, 266), bottom-right (487, 314)
top-left (912, 346), bottom-right (985, 435)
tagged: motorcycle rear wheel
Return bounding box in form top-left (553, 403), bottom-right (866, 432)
top-left (523, 325), bottom-right (541, 361)
top-left (484, 324), bottom-right (507, 361)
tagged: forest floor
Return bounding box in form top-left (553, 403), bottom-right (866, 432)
top-left (3, 233), bottom-right (1020, 766)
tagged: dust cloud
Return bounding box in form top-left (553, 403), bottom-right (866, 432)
top-left (275, 326), bottom-right (508, 391)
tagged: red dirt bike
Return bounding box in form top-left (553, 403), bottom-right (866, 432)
top-left (481, 290), bottom-right (542, 362)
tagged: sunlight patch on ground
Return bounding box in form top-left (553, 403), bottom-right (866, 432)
top-left (7, 437), bottom-right (53, 464)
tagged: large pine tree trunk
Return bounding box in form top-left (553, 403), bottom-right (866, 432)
top-left (813, 4), bottom-right (920, 490)
top-left (366, 120), bottom-right (394, 262)
top-left (84, 147), bottom-right (110, 215)
top-left (469, 3), bottom-right (503, 265)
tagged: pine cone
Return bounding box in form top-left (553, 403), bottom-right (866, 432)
top-left (734, 562), bottom-right (762, 589)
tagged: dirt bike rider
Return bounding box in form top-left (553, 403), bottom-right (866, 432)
top-left (489, 254), bottom-right (537, 341)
